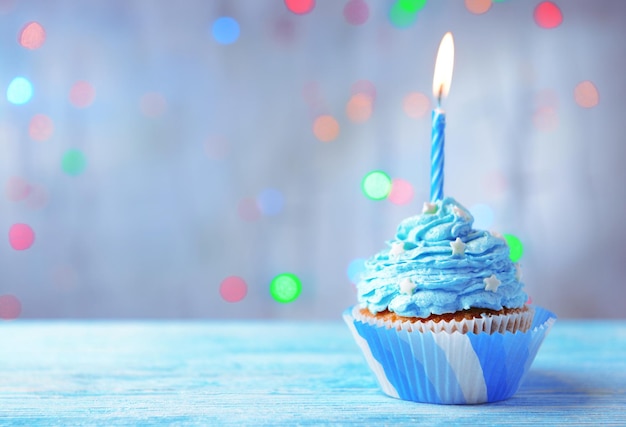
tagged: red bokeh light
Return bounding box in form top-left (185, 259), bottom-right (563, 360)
top-left (284, 0), bottom-right (315, 15)
top-left (534, 1), bottom-right (563, 29)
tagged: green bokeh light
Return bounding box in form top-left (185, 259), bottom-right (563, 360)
top-left (270, 273), bottom-right (302, 303)
top-left (62, 149), bottom-right (87, 176)
top-left (362, 170), bottom-right (392, 200)
top-left (389, 1), bottom-right (419, 28)
top-left (503, 234), bottom-right (524, 262)
top-left (397, 0), bottom-right (427, 13)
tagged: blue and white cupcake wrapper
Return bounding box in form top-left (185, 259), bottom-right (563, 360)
top-left (344, 305), bottom-right (556, 404)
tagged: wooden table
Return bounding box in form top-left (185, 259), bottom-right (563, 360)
top-left (1, 320), bottom-right (625, 425)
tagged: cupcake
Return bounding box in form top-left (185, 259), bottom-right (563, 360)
top-left (344, 197), bottom-right (556, 404)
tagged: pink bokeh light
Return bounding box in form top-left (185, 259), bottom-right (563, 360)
top-left (344, 0), bottom-right (369, 26)
top-left (0, 294), bottom-right (21, 320)
top-left (219, 276), bottom-right (248, 303)
top-left (388, 178), bottom-right (414, 205)
top-left (9, 223), bottom-right (35, 250)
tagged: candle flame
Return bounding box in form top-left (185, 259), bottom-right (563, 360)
top-left (432, 32), bottom-right (455, 104)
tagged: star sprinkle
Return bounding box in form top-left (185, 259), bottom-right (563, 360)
top-left (484, 274), bottom-right (501, 292)
top-left (490, 230), bottom-right (504, 240)
top-left (422, 202), bottom-right (437, 214)
top-left (399, 278), bottom-right (416, 295)
top-left (389, 242), bottom-right (404, 258)
top-left (453, 205), bottom-right (469, 220)
top-left (449, 237), bottom-right (466, 256)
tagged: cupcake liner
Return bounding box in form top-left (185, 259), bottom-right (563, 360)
top-left (343, 305), bottom-right (556, 404)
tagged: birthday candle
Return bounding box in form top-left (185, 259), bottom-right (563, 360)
top-left (430, 32), bottom-right (455, 203)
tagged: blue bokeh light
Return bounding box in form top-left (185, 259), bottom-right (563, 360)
top-left (7, 77), bottom-right (33, 105)
top-left (212, 17), bottom-right (240, 45)
top-left (257, 188), bottom-right (284, 216)
top-left (347, 258), bottom-right (367, 283)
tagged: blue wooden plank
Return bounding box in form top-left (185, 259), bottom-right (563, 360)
top-left (0, 321), bottom-right (625, 425)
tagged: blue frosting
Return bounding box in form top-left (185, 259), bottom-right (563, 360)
top-left (357, 197), bottom-right (527, 318)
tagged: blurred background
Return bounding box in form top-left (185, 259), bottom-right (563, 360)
top-left (0, 0), bottom-right (624, 320)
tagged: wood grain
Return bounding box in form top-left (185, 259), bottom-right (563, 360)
top-left (1, 320), bottom-right (625, 425)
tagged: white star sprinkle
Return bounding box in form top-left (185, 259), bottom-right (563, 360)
top-left (490, 231), bottom-right (504, 240)
top-left (484, 274), bottom-right (501, 292)
top-left (389, 242), bottom-right (404, 258)
top-left (399, 278), bottom-right (416, 295)
top-left (449, 237), bottom-right (466, 256)
top-left (453, 206), bottom-right (469, 220)
top-left (422, 202), bottom-right (437, 214)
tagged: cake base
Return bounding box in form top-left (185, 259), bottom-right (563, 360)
top-left (357, 305), bottom-right (533, 334)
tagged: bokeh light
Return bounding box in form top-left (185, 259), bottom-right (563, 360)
top-left (482, 170), bottom-right (508, 196)
top-left (534, 1), bottom-right (563, 29)
top-left (219, 276), bottom-right (248, 303)
top-left (18, 21), bottom-right (46, 49)
top-left (212, 17), bottom-right (240, 44)
top-left (346, 93), bottom-right (373, 123)
top-left (397, 0), bottom-right (427, 13)
top-left (285, 0), bottom-right (315, 15)
top-left (533, 106), bottom-right (558, 132)
top-left (362, 170), bottom-right (392, 200)
top-left (574, 80), bottom-right (599, 108)
top-left (257, 188), bottom-right (284, 216)
top-left (29, 114), bottom-right (54, 141)
top-left (344, 0), bottom-right (369, 26)
top-left (270, 273), bottom-right (302, 303)
top-left (388, 178), bottom-right (414, 205)
top-left (403, 92), bottom-right (430, 119)
top-left (140, 92), bottom-right (167, 118)
top-left (204, 135), bottom-right (230, 160)
top-left (62, 148), bottom-right (87, 176)
top-left (465, 0), bottom-right (492, 15)
top-left (503, 233), bottom-right (524, 262)
top-left (0, 294), bottom-right (21, 320)
top-left (69, 80), bottom-right (96, 108)
top-left (7, 77), bottom-right (33, 105)
top-left (272, 17), bottom-right (296, 45)
top-left (470, 203), bottom-right (494, 229)
top-left (238, 197), bottom-right (262, 222)
top-left (347, 258), bottom-right (367, 283)
top-left (5, 176), bottom-right (31, 202)
top-left (9, 223), bottom-right (35, 250)
top-left (351, 79), bottom-right (377, 100)
top-left (313, 115), bottom-right (340, 142)
top-left (389, 0), bottom-right (421, 28)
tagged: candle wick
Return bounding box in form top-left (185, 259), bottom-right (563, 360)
top-left (437, 84), bottom-right (443, 109)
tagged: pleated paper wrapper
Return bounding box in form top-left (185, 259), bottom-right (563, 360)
top-left (343, 305), bottom-right (556, 404)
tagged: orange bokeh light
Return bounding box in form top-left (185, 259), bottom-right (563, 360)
top-left (403, 92), bottom-right (430, 119)
top-left (313, 115), bottom-right (340, 142)
top-left (346, 93), bottom-right (373, 123)
top-left (465, 0), bottom-right (492, 15)
top-left (574, 80), bottom-right (599, 109)
top-left (18, 21), bottom-right (46, 50)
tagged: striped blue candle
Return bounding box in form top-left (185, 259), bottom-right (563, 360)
top-left (430, 108), bottom-right (445, 202)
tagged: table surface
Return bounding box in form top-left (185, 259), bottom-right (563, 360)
top-left (1, 320), bottom-right (625, 426)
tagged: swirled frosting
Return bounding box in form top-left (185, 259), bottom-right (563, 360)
top-left (357, 197), bottom-right (527, 318)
